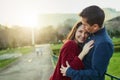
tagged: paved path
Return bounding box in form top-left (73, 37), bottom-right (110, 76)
top-left (0, 44), bottom-right (54, 80)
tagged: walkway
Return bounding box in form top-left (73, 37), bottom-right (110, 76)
top-left (0, 44), bottom-right (54, 80)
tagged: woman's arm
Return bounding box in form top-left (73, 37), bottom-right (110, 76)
top-left (61, 40), bottom-right (94, 70)
top-left (61, 41), bottom-right (84, 70)
top-left (78, 40), bottom-right (94, 60)
top-left (59, 40), bottom-right (94, 78)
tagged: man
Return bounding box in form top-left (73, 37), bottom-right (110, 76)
top-left (60, 5), bottom-right (114, 80)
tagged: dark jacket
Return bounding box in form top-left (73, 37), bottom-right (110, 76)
top-left (66, 27), bottom-right (114, 80)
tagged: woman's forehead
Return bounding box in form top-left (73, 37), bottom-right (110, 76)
top-left (77, 25), bottom-right (87, 31)
top-left (78, 25), bottom-right (84, 29)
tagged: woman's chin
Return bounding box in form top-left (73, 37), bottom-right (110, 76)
top-left (78, 41), bottom-right (84, 43)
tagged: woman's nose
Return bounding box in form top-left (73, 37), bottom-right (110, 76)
top-left (81, 33), bottom-right (85, 37)
top-left (83, 26), bottom-right (87, 30)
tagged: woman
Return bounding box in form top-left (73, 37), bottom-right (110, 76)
top-left (50, 22), bottom-right (94, 80)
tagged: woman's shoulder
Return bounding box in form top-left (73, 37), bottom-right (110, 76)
top-left (64, 40), bottom-right (74, 44)
top-left (63, 40), bottom-right (77, 47)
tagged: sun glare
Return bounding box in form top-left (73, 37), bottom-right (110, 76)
top-left (18, 13), bottom-right (38, 28)
top-left (1, 12), bottom-right (39, 28)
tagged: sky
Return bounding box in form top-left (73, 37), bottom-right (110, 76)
top-left (0, 0), bottom-right (120, 27)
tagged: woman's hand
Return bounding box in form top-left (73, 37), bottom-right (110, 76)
top-left (78, 40), bottom-right (94, 60)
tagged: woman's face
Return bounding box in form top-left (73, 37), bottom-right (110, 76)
top-left (75, 25), bottom-right (88, 43)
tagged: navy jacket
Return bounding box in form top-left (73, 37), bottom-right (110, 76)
top-left (66, 27), bottom-right (114, 80)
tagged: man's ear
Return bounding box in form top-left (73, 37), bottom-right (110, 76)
top-left (93, 24), bottom-right (99, 31)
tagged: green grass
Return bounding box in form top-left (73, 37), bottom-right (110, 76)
top-left (105, 52), bottom-right (120, 80)
top-left (0, 46), bottom-right (33, 56)
top-left (17, 47), bottom-right (33, 54)
top-left (0, 58), bottom-right (17, 68)
top-left (112, 37), bottom-right (120, 43)
top-left (106, 52), bottom-right (120, 77)
top-left (51, 43), bottom-right (63, 56)
top-left (0, 46), bottom-right (33, 68)
top-left (51, 43), bottom-right (63, 50)
top-left (51, 43), bottom-right (120, 79)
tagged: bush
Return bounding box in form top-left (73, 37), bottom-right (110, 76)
top-left (52, 49), bottom-right (60, 56)
top-left (114, 46), bottom-right (120, 52)
top-left (114, 42), bottom-right (120, 46)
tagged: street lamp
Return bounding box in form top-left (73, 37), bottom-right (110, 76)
top-left (32, 27), bottom-right (35, 46)
top-left (31, 27), bottom-right (35, 52)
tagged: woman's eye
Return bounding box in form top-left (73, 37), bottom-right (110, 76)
top-left (85, 32), bottom-right (89, 35)
top-left (79, 31), bottom-right (82, 33)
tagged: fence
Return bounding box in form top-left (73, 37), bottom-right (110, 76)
top-left (105, 73), bottom-right (120, 80)
top-left (51, 54), bottom-right (120, 80)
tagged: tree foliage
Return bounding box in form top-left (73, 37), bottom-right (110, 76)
top-left (105, 16), bottom-right (120, 38)
top-left (0, 16), bottom-right (120, 50)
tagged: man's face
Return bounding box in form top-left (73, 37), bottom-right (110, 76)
top-left (81, 17), bottom-right (94, 33)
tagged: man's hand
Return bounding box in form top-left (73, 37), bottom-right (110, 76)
top-left (60, 61), bottom-right (70, 76)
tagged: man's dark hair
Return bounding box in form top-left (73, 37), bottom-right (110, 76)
top-left (79, 5), bottom-right (105, 28)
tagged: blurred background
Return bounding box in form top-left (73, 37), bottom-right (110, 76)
top-left (0, 0), bottom-right (120, 80)
top-left (0, 0), bottom-right (120, 48)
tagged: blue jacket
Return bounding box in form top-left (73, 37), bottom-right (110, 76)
top-left (66, 27), bottom-right (114, 80)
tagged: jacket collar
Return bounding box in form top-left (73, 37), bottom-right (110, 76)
top-left (89, 26), bottom-right (106, 36)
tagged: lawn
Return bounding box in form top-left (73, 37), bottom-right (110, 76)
top-left (112, 37), bottom-right (120, 43)
top-left (106, 52), bottom-right (120, 77)
top-left (50, 42), bottom-right (120, 79)
top-left (0, 46), bottom-right (33, 68)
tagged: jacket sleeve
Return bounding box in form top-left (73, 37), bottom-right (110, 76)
top-left (66, 42), bottom-right (114, 79)
top-left (61, 41), bottom-right (84, 70)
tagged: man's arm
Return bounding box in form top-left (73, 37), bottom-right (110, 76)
top-left (61, 42), bottom-right (114, 79)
